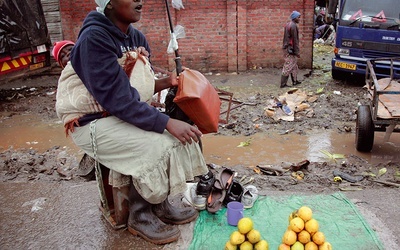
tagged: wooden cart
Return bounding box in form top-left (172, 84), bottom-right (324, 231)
top-left (356, 57), bottom-right (400, 152)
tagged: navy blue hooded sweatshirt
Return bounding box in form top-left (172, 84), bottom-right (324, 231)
top-left (70, 11), bottom-right (169, 133)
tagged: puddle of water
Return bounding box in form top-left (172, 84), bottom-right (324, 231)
top-left (0, 114), bottom-right (78, 153)
top-left (202, 131), bottom-right (400, 166)
top-left (1, 114), bottom-right (400, 165)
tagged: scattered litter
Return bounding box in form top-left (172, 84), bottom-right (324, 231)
top-left (377, 167), bottom-right (387, 177)
top-left (22, 197), bottom-right (47, 212)
top-left (332, 170), bottom-right (364, 183)
top-left (237, 138), bottom-right (252, 147)
top-left (282, 104), bottom-right (293, 115)
top-left (333, 90), bottom-right (341, 95)
top-left (307, 96), bottom-right (318, 102)
top-left (265, 90), bottom-right (311, 121)
top-left (289, 159), bottom-right (310, 171)
top-left (291, 171), bottom-right (305, 180)
top-left (278, 129), bottom-right (294, 135)
top-left (255, 165), bottom-right (284, 176)
top-left (320, 150), bottom-right (345, 162)
top-left (295, 103), bottom-right (310, 112)
top-left (26, 141), bottom-right (39, 145)
top-left (239, 175), bottom-right (254, 186)
top-left (333, 176), bottom-right (343, 182)
top-left (316, 87), bottom-right (324, 94)
top-left (313, 38), bottom-right (324, 44)
top-left (343, 126), bottom-right (352, 132)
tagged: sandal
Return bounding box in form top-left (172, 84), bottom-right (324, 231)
top-left (206, 167), bottom-right (234, 213)
top-left (206, 187), bottom-right (226, 213)
top-left (213, 167), bottom-right (234, 190)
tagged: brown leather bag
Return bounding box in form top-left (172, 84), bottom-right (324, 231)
top-left (173, 69), bottom-right (221, 134)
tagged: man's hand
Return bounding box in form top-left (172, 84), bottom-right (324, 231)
top-left (137, 46), bottom-right (149, 57)
top-left (170, 70), bottom-right (179, 87)
top-left (166, 118), bottom-right (202, 145)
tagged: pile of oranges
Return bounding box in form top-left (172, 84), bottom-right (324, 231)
top-left (225, 217), bottom-right (269, 250)
top-left (278, 206), bottom-right (332, 250)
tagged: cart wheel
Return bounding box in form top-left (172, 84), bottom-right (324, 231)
top-left (355, 105), bottom-right (374, 152)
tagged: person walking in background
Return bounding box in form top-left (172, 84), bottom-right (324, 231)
top-left (55, 0), bottom-right (209, 245)
top-left (280, 11), bottom-right (302, 88)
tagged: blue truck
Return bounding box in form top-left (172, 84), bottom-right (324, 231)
top-left (327, 0), bottom-right (400, 80)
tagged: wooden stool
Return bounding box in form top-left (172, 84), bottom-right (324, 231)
top-left (98, 165), bottom-right (130, 230)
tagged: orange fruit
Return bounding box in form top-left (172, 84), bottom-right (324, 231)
top-left (291, 241), bottom-right (304, 250)
top-left (297, 206), bottom-right (313, 222)
top-left (319, 242), bottom-right (332, 250)
top-left (312, 231), bottom-right (325, 245)
top-left (254, 240), bottom-right (269, 250)
top-left (225, 240), bottom-right (238, 250)
top-left (282, 230), bottom-right (297, 246)
top-left (230, 231), bottom-right (245, 245)
top-left (297, 230), bottom-right (311, 244)
top-left (290, 217), bottom-right (305, 233)
top-left (237, 217), bottom-right (254, 234)
top-left (239, 241), bottom-right (253, 250)
top-left (278, 243), bottom-right (291, 250)
top-left (304, 218), bottom-right (319, 235)
top-left (246, 229), bottom-right (261, 244)
top-left (304, 241), bottom-right (318, 250)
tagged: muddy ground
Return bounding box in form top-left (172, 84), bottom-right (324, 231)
top-left (1, 44), bottom-right (399, 194)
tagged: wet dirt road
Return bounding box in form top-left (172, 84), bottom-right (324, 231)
top-left (1, 114), bottom-right (400, 165)
top-left (1, 114), bottom-right (400, 249)
top-left (1, 182), bottom-right (399, 249)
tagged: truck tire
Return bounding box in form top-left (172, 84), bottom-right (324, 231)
top-left (355, 105), bottom-right (374, 152)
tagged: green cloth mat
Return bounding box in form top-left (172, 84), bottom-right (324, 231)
top-left (189, 192), bottom-right (384, 250)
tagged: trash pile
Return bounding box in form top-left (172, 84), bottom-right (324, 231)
top-left (264, 89), bottom-right (316, 121)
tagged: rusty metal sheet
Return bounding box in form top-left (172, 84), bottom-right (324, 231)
top-left (378, 80), bottom-right (400, 117)
top-left (376, 78), bottom-right (391, 91)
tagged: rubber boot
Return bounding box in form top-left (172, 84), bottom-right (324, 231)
top-left (153, 198), bottom-right (198, 225)
top-left (127, 184), bottom-right (180, 245)
top-left (280, 75), bottom-right (289, 88)
top-left (291, 73), bottom-right (302, 85)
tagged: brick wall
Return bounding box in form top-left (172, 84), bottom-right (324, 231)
top-left (59, 0), bottom-right (314, 72)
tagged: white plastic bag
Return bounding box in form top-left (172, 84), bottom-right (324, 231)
top-left (167, 25), bottom-right (186, 54)
top-left (172, 0), bottom-right (184, 10)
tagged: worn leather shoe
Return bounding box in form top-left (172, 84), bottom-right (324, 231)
top-left (196, 170), bottom-right (215, 196)
top-left (223, 180), bottom-right (244, 206)
top-left (153, 199), bottom-right (198, 225)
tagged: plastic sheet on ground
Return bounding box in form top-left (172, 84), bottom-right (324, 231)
top-left (188, 192), bottom-right (384, 250)
top-left (265, 89), bottom-right (312, 122)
